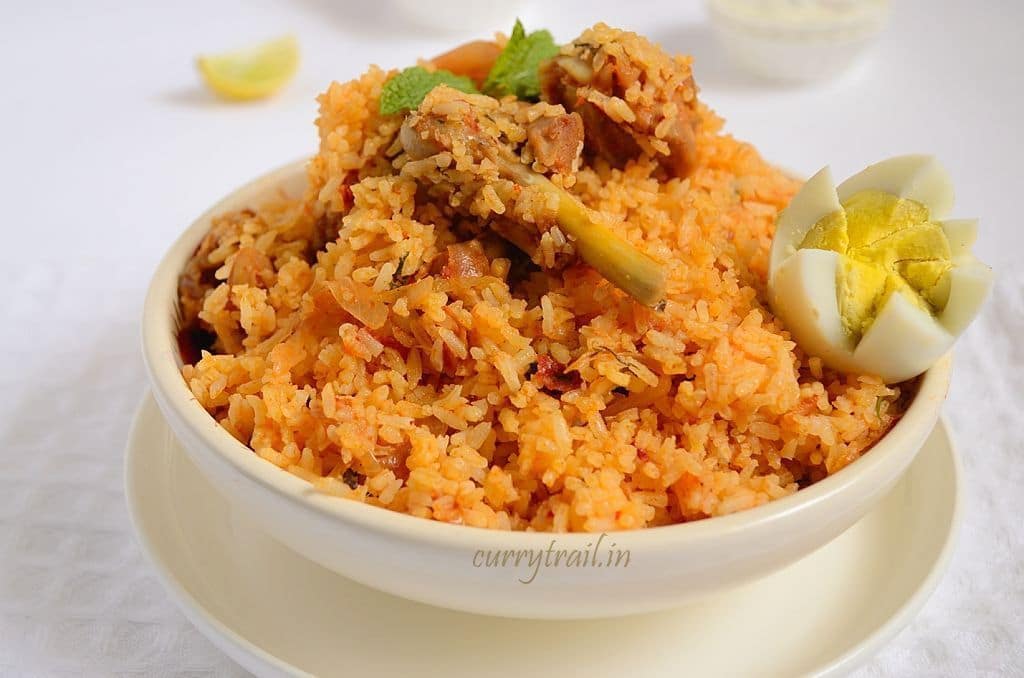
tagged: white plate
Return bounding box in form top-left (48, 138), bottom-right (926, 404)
top-left (126, 393), bottom-right (962, 678)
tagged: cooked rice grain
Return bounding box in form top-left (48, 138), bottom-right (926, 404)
top-left (181, 29), bottom-right (904, 532)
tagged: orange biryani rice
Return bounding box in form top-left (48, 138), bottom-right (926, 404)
top-left (178, 24), bottom-right (906, 532)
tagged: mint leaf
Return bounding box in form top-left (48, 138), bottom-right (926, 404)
top-left (379, 66), bottom-right (478, 115)
top-left (483, 20), bottom-right (560, 100)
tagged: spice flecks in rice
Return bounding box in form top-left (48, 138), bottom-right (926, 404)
top-left (180, 25), bottom-right (904, 532)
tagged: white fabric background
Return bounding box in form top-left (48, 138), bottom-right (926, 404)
top-left (1, 1), bottom-right (1021, 675)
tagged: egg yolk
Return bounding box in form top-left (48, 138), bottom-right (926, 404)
top-left (799, 190), bottom-right (953, 340)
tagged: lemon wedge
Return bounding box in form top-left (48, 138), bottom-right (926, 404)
top-left (197, 36), bottom-right (299, 101)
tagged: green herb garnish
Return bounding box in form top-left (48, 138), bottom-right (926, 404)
top-left (483, 20), bottom-right (560, 100)
top-left (379, 66), bottom-right (478, 115)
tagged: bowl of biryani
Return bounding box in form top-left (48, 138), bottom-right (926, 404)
top-left (142, 23), bottom-right (952, 618)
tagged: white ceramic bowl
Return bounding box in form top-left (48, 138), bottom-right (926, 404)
top-left (708, 0), bottom-right (891, 82)
top-left (142, 160), bottom-right (951, 620)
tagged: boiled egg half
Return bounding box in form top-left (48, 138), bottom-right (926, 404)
top-left (768, 155), bottom-right (992, 382)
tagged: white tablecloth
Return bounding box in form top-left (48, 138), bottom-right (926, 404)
top-left (1, 1), bottom-right (1021, 675)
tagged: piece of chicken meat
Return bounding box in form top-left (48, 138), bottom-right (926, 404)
top-left (539, 23), bottom-right (700, 178)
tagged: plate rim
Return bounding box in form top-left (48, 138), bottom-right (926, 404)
top-left (813, 409), bottom-right (963, 677)
top-left (124, 393), bottom-right (963, 678)
top-left (124, 395), bottom-right (307, 678)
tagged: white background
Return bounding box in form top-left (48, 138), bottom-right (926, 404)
top-left (1, 0), bottom-right (1021, 675)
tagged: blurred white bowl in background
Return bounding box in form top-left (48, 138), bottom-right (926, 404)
top-left (709, 0), bottom-right (890, 82)
top-left (392, 0), bottom-right (525, 35)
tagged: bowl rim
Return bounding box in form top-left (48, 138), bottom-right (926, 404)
top-left (142, 159), bottom-right (952, 550)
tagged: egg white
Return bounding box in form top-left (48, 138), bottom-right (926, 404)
top-left (852, 291), bottom-right (953, 383)
top-left (768, 166), bottom-right (841, 279)
top-left (939, 219), bottom-right (978, 258)
top-left (939, 258), bottom-right (993, 336)
top-left (835, 155), bottom-right (955, 219)
top-left (770, 248), bottom-right (860, 373)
